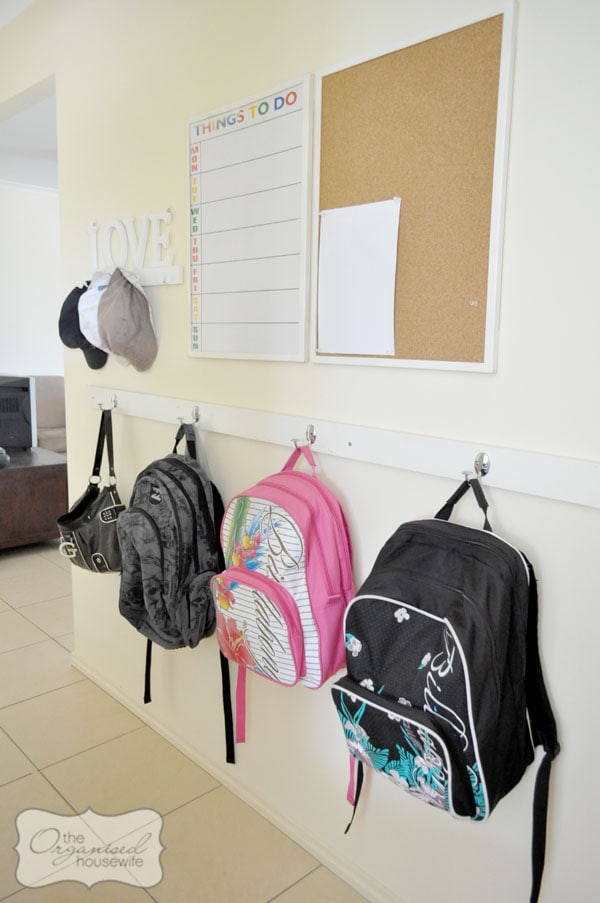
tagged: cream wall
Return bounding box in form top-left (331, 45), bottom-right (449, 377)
top-left (1, 1), bottom-right (598, 900)
top-left (0, 184), bottom-right (61, 375)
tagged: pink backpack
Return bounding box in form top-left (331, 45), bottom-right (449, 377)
top-left (211, 444), bottom-right (354, 752)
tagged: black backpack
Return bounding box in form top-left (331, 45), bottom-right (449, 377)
top-left (117, 424), bottom-right (226, 704)
top-left (332, 478), bottom-right (559, 903)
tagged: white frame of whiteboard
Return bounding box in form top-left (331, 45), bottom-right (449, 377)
top-left (187, 75), bottom-right (313, 362)
top-left (310, 2), bottom-right (517, 372)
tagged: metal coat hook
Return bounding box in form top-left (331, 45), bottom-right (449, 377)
top-left (98, 393), bottom-right (118, 411)
top-left (474, 452), bottom-right (491, 477)
top-left (177, 406), bottom-right (200, 426)
top-left (462, 452), bottom-right (490, 481)
top-left (292, 424), bottom-right (317, 448)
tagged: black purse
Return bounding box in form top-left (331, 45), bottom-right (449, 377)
top-left (57, 408), bottom-right (125, 572)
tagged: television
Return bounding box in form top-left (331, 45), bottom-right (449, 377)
top-left (0, 376), bottom-right (37, 450)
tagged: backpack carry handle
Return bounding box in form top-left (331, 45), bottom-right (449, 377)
top-left (173, 422), bottom-right (197, 459)
top-left (435, 478), bottom-right (492, 531)
top-left (282, 444), bottom-right (317, 476)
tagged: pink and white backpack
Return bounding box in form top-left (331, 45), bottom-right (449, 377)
top-left (210, 444), bottom-right (354, 752)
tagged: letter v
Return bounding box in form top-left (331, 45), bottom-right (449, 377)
top-left (124, 217), bottom-right (150, 269)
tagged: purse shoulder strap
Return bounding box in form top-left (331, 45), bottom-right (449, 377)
top-left (90, 409), bottom-right (116, 484)
top-left (104, 409), bottom-right (117, 483)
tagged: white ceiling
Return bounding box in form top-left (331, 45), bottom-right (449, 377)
top-left (0, 1), bottom-right (58, 190)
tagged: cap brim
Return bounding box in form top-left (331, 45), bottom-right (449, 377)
top-left (81, 343), bottom-right (108, 370)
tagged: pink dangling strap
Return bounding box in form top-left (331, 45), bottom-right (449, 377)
top-left (235, 664), bottom-right (247, 744)
top-left (346, 754), bottom-right (356, 804)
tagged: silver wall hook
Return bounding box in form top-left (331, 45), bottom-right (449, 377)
top-left (98, 393), bottom-right (117, 411)
top-left (292, 424), bottom-right (317, 448)
top-left (474, 452), bottom-right (490, 477)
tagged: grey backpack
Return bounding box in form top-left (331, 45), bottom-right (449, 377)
top-left (117, 424), bottom-right (225, 702)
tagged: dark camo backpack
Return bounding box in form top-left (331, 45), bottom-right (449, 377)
top-left (117, 424), bottom-right (225, 703)
top-left (332, 478), bottom-right (559, 903)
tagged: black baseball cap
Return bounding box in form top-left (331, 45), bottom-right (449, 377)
top-left (58, 283), bottom-right (108, 370)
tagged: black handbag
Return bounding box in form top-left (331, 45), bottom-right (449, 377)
top-left (57, 408), bottom-right (125, 572)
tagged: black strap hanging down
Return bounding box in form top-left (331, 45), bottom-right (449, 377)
top-left (523, 556), bottom-right (560, 903)
top-left (344, 761), bottom-right (364, 834)
top-left (219, 651), bottom-right (235, 764)
top-left (144, 639), bottom-right (152, 704)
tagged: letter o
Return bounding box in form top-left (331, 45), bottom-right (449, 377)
top-left (30, 828), bottom-right (60, 854)
top-left (285, 91), bottom-right (297, 106)
top-left (103, 220), bottom-right (128, 269)
top-left (258, 101), bottom-right (269, 116)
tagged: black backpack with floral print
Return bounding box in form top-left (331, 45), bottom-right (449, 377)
top-left (331, 479), bottom-right (559, 903)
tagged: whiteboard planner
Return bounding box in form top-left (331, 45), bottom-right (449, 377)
top-left (188, 79), bottom-right (311, 360)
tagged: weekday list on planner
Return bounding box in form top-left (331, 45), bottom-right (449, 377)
top-left (188, 79), bottom-right (310, 360)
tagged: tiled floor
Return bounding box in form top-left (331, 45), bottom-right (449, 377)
top-left (0, 542), bottom-right (366, 902)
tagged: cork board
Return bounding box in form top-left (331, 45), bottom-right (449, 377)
top-left (314, 11), bottom-right (513, 369)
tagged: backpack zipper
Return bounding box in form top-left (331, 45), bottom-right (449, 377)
top-left (412, 521), bottom-right (530, 586)
top-left (159, 457), bottom-right (219, 555)
top-left (213, 565), bottom-right (305, 684)
top-left (353, 571), bottom-right (502, 706)
top-left (333, 676), bottom-right (478, 819)
top-left (252, 478), bottom-right (338, 601)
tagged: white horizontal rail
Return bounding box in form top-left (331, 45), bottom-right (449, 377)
top-left (85, 386), bottom-right (600, 510)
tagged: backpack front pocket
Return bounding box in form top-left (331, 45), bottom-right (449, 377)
top-left (332, 676), bottom-right (478, 818)
top-left (211, 566), bottom-right (305, 685)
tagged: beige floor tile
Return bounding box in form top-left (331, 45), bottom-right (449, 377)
top-left (0, 545), bottom-right (47, 578)
top-left (0, 679), bottom-right (142, 768)
top-left (0, 609), bottom-right (49, 653)
top-left (56, 632), bottom-right (74, 651)
top-left (274, 864), bottom-right (369, 901)
top-left (37, 541), bottom-right (73, 573)
top-left (19, 595), bottom-right (74, 638)
top-left (0, 640), bottom-right (85, 707)
top-left (0, 772), bottom-right (77, 898)
top-left (8, 883), bottom-right (154, 901)
top-left (0, 728), bottom-right (34, 785)
top-left (0, 562), bottom-right (73, 607)
top-left (0, 543), bottom-right (66, 577)
top-left (43, 726), bottom-right (219, 815)
top-left (151, 785), bottom-right (317, 903)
